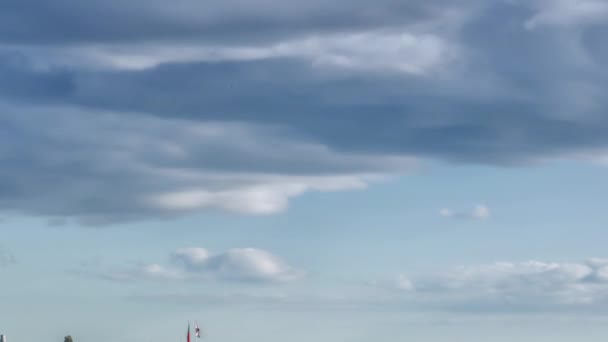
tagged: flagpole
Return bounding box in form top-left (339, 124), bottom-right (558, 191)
top-left (186, 321), bottom-right (189, 342)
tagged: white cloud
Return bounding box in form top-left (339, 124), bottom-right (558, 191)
top-left (102, 263), bottom-right (185, 281)
top-left (203, 248), bottom-right (304, 282)
top-left (101, 256), bottom-right (608, 313)
top-left (15, 30), bottom-right (457, 75)
top-left (138, 264), bottom-right (185, 280)
top-left (580, 151), bottom-right (608, 167)
top-left (426, 261), bottom-right (594, 292)
top-left (147, 176), bottom-right (369, 215)
top-left (172, 247), bottom-right (211, 268)
top-left (471, 205), bottom-right (490, 219)
top-left (439, 208), bottom-right (454, 217)
top-left (103, 247), bottom-right (303, 283)
top-left (275, 31), bottom-right (458, 75)
top-left (395, 275), bottom-right (416, 291)
top-left (388, 258), bottom-right (608, 311)
top-left (439, 204), bottom-right (490, 220)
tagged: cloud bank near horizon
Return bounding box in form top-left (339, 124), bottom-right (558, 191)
top-left (108, 255), bottom-right (608, 315)
top-left (387, 258), bottom-right (608, 313)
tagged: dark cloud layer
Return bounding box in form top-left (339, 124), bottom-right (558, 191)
top-left (1, 0), bottom-right (607, 221)
top-left (0, 0), bottom-right (452, 44)
top-left (0, 106), bottom-right (409, 223)
top-left (2, 53), bottom-right (606, 164)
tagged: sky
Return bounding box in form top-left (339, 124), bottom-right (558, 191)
top-left (2, 0), bottom-right (608, 341)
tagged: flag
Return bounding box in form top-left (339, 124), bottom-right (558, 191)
top-left (195, 323), bottom-right (201, 338)
top-left (187, 322), bottom-right (191, 342)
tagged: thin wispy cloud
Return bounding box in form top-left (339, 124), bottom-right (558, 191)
top-left (439, 204), bottom-right (490, 220)
top-left (125, 257), bottom-right (608, 314)
top-left (383, 258), bottom-right (608, 313)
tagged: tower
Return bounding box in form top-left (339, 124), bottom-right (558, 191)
top-left (1, 334), bottom-right (6, 342)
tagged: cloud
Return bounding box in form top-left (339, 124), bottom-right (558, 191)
top-left (21, 30), bottom-right (456, 75)
top-left (104, 263), bottom-right (185, 281)
top-left (0, 103), bottom-right (414, 223)
top-left (108, 256), bottom-right (608, 314)
top-left (0, 0), bottom-right (456, 45)
top-left (524, 0), bottom-right (608, 29)
top-left (3, 7), bottom-right (608, 165)
top-left (102, 247), bottom-right (303, 283)
top-left (0, 246), bottom-right (16, 266)
top-left (1, 0), bottom-right (608, 223)
top-left (170, 247), bottom-right (304, 282)
top-left (439, 204), bottom-right (490, 220)
top-left (386, 258), bottom-right (608, 313)
top-left (146, 178), bottom-right (371, 215)
top-left (127, 257), bottom-right (608, 314)
top-left (395, 274), bottom-right (416, 291)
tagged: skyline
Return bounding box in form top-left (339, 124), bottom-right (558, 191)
top-left (2, 0), bottom-right (608, 341)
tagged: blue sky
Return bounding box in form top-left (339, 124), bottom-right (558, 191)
top-left (2, 0), bottom-right (608, 341)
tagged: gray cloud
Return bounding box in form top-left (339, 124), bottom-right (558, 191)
top-left (1, 0), bottom-right (608, 221)
top-left (1, 3), bottom-right (607, 161)
top-left (0, 0), bottom-right (456, 45)
top-left (0, 103), bottom-right (412, 223)
top-left (2, 51), bottom-right (607, 165)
